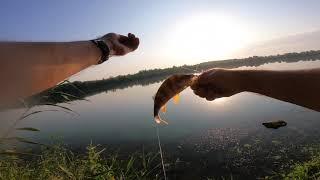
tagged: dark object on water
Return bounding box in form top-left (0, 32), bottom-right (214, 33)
top-left (262, 120), bottom-right (287, 129)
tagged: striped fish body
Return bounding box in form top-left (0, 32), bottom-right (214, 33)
top-left (153, 74), bottom-right (197, 124)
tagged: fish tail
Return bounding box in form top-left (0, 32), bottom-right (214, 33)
top-left (154, 115), bottom-right (169, 125)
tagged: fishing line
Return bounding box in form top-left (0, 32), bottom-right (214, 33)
top-left (154, 72), bottom-right (199, 179)
top-left (156, 125), bottom-right (167, 180)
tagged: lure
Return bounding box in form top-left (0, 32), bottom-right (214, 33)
top-left (153, 74), bottom-right (197, 124)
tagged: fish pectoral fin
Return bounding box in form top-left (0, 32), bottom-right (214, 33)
top-left (161, 104), bottom-right (167, 113)
top-left (173, 93), bottom-right (180, 104)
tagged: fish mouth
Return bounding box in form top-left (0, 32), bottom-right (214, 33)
top-left (154, 115), bottom-right (168, 125)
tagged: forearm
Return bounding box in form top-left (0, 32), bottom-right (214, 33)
top-left (239, 69), bottom-right (320, 111)
top-left (0, 41), bottom-right (100, 104)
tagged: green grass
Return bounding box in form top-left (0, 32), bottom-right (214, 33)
top-left (282, 154), bottom-right (320, 180)
top-left (0, 143), bottom-right (162, 180)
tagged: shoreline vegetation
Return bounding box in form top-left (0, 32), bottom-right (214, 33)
top-left (15, 49), bottom-right (320, 107)
top-left (1, 141), bottom-right (320, 179)
top-left (0, 142), bottom-right (163, 180)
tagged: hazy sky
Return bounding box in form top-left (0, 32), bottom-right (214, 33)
top-left (1, 0), bottom-right (320, 80)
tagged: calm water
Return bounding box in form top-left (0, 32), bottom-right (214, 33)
top-left (2, 60), bottom-right (320, 178)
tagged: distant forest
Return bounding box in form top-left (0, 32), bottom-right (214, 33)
top-left (11, 50), bottom-right (320, 108)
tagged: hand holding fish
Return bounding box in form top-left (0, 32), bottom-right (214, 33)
top-left (154, 68), bottom-right (320, 125)
top-left (191, 68), bottom-right (320, 112)
top-left (153, 69), bottom-right (246, 124)
top-left (191, 69), bottom-right (245, 101)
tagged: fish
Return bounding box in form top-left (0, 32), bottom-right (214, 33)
top-left (153, 74), bottom-right (197, 124)
top-left (262, 120), bottom-right (287, 129)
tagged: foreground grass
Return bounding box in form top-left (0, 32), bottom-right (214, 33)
top-left (0, 143), bottom-right (162, 180)
top-left (2, 142), bottom-right (320, 179)
top-left (283, 154), bottom-right (320, 179)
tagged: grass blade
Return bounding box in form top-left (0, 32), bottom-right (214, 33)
top-left (19, 110), bottom-right (58, 120)
top-left (44, 103), bottom-right (79, 115)
top-left (0, 149), bottom-right (40, 156)
top-left (126, 156), bottom-right (135, 175)
top-left (15, 137), bottom-right (45, 146)
top-left (52, 91), bottom-right (89, 102)
top-left (16, 127), bottom-right (40, 132)
top-left (59, 165), bottom-right (74, 178)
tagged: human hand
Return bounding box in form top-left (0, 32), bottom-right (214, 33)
top-left (101, 33), bottom-right (139, 56)
top-left (191, 69), bottom-right (245, 101)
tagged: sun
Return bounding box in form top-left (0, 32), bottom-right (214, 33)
top-left (164, 13), bottom-right (252, 64)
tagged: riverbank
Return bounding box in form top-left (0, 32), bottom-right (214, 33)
top-left (1, 141), bottom-right (320, 179)
top-left (0, 142), bottom-right (162, 179)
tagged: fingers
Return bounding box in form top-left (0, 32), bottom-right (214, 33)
top-left (191, 69), bottom-right (221, 101)
top-left (118, 33), bottom-right (140, 51)
top-left (193, 86), bottom-right (207, 98)
top-left (191, 70), bottom-right (214, 89)
top-left (192, 86), bottom-right (219, 101)
top-left (128, 33), bottom-right (135, 39)
top-left (206, 91), bottom-right (218, 101)
top-left (102, 32), bottom-right (139, 56)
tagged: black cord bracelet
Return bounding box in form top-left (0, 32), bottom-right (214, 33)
top-left (90, 39), bottom-right (110, 64)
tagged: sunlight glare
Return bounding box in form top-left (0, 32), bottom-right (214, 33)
top-left (165, 13), bottom-right (252, 63)
top-left (212, 97), bottom-right (228, 105)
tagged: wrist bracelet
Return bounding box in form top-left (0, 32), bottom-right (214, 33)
top-left (90, 39), bottom-right (110, 64)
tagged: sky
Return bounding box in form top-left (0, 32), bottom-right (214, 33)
top-left (1, 0), bottom-right (320, 80)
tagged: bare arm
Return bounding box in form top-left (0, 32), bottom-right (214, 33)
top-left (191, 68), bottom-right (320, 112)
top-left (0, 33), bottom-right (139, 105)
